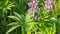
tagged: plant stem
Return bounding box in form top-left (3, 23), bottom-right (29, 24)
top-left (22, 26), bottom-right (25, 34)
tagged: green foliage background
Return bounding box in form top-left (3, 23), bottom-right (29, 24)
top-left (0, 0), bottom-right (60, 34)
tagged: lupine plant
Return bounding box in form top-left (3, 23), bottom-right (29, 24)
top-left (45, 0), bottom-right (54, 12)
top-left (0, 0), bottom-right (60, 34)
top-left (27, 0), bottom-right (39, 20)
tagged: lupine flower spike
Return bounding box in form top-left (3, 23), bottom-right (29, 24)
top-left (45, 0), bottom-right (54, 12)
top-left (28, 0), bottom-right (39, 20)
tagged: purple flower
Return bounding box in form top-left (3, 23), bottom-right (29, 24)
top-left (45, 0), bottom-right (54, 12)
top-left (28, 0), bottom-right (39, 20)
top-left (34, 9), bottom-right (38, 13)
top-left (27, 2), bottom-right (32, 8)
top-left (28, 0), bottom-right (38, 8)
top-left (33, 0), bottom-right (38, 6)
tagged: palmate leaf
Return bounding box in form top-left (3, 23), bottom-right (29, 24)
top-left (8, 16), bottom-right (20, 21)
top-left (6, 12), bottom-right (26, 34)
top-left (5, 25), bottom-right (20, 34)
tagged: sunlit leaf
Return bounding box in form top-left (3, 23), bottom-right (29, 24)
top-left (6, 2), bottom-right (15, 10)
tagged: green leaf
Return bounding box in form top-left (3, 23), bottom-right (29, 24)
top-left (25, 12), bottom-right (33, 22)
top-left (14, 12), bottom-right (22, 19)
top-left (7, 22), bottom-right (19, 26)
top-left (5, 0), bottom-right (9, 6)
top-left (6, 2), bottom-right (15, 10)
top-left (0, 2), bottom-right (2, 9)
top-left (5, 25), bottom-right (20, 34)
top-left (53, 23), bottom-right (56, 34)
top-left (8, 16), bottom-right (20, 21)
